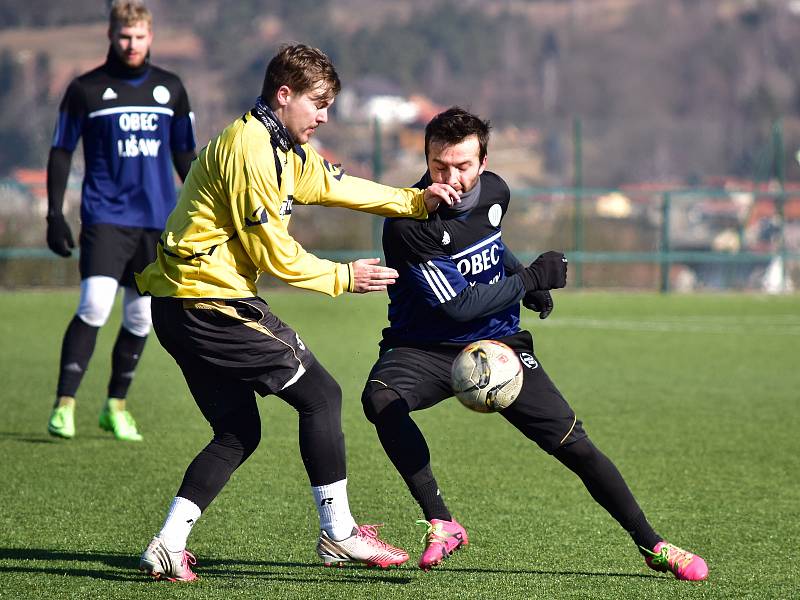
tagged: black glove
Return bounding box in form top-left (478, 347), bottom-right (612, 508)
top-left (523, 290), bottom-right (553, 319)
top-left (518, 251), bottom-right (568, 291)
top-left (46, 214), bottom-right (75, 257)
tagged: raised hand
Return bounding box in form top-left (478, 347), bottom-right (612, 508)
top-left (423, 183), bottom-right (460, 212)
top-left (519, 251), bottom-right (568, 291)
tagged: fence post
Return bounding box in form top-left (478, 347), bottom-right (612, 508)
top-left (774, 119), bottom-right (788, 291)
top-left (372, 117), bottom-right (383, 254)
top-left (573, 117), bottom-right (583, 288)
top-left (660, 191), bottom-right (671, 293)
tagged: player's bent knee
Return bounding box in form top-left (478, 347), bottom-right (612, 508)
top-left (316, 369), bottom-right (342, 404)
top-left (213, 418), bottom-right (262, 465)
top-left (238, 429), bottom-right (261, 462)
top-left (76, 297), bottom-right (115, 327)
top-left (302, 363), bottom-right (342, 409)
top-left (280, 361), bottom-right (342, 414)
top-left (77, 276), bottom-right (118, 326)
top-left (122, 314), bottom-right (152, 337)
top-left (554, 436), bottom-right (598, 466)
top-left (361, 384), bottom-right (406, 424)
top-left (122, 289), bottom-right (152, 336)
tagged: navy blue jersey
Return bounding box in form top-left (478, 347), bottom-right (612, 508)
top-left (51, 59), bottom-right (195, 229)
top-left (381, 171), bottom-right (523, 348)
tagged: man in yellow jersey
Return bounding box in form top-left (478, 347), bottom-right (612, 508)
top-left (136, 44), bottom-right (458, 581)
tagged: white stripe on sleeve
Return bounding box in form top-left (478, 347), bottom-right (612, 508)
top-left (420, 261), bottom-right (457, 304)
top-left (419, 263), bottom-right (448, 303)
top-left (425, 261), bottom-right (458, 297)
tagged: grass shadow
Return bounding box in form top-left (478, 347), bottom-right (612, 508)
top-left (0, 548), bottom-right (413, 585)
top-left (0, 431), bottom-right (62, 444)
top-left (0, 547), bottom-right (662, 584)
top-left (437, 565), bottom-right (658, 579)
top-left (0, 430), bottom-right (140, 444)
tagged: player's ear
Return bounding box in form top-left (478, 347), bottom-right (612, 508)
top-left (275, 85), bottom-right (292, 108)
top-left (478, 155), bottom-right (488, 175)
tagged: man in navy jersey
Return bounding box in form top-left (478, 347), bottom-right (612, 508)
top-left (45, 0), bottom-right (196, 441)
top-left (361, 107), bottom-right (708, 580)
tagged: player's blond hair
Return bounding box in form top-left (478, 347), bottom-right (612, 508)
top-left (109, 0), bottom-right (152, 31)
top-left (261, 44), bottom-right (341, 103)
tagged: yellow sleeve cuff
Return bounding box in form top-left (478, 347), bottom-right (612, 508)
top-left (337, 261), bottom-right (355, 293)
top-left (347, 261), bottom-right (355, 292)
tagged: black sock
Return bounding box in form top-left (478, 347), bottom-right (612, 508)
top-left (369, 398), bottom-right (452, 521)
top-left (626, 511), bottom-right (661, 553)
top-left (107, 327), bottom-right (148, 399)
top-left (177, 406), bottom-right (261, 511)
top-left (56, 316), bottom-right (99, 397)
top-left (554, 437), bottom-right (661, 552)
top-left (277, 361), bottom-right (347, 485)
top-left (406, 467), bottom-right (451, 522)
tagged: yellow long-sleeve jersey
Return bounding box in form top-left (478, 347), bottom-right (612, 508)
top-left (136, 112), bottom-right (428, 298)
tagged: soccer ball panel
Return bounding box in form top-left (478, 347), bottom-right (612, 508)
top-left (450, 340), bottom-right (523, 413)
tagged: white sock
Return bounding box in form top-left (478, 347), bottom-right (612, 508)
top-left (312, 479), bottom-right (357, 541)
top-left (157, 496), bottom-right (201, 552)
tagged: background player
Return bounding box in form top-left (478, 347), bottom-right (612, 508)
top-left (360, 107), bottom-right (708, 580)
top-left (135, 44), bottom-right (459, 581)
top-left (45, 0), bottom-right (196, 442)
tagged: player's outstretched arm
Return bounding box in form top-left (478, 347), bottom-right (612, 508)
top-left (504, 248), bottom-right (554, 319)
top-left (349, 258), bottom-right (399, 293)
top-left (402, 252), bottom-right (527, 322)
top-left (294, 144), bottom-right (447, 219)
top-left (438, 275), bottom-right (527, 322)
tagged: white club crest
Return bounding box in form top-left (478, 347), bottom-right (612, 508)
top-left (519, 353), bottom-right (538, 369)
top-left (488, 203), bottom-right (502, 227)
top-left (153, 85), bottom-right (170, 104)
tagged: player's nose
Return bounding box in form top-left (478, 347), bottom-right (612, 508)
top-left (447, 169), bottom-right (459, 187)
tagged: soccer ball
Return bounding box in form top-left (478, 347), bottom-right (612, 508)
top-left (450, 340), bottom-right (523, 413)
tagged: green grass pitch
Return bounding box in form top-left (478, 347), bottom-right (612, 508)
top-left (1, 290), bottom-right (798, 599)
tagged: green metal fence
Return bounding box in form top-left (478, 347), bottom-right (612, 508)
top-left (501, 186), bottom-right (798, 292)
top-left (3, 186), bottom-right (797, 292)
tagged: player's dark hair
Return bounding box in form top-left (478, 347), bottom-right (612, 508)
top-left (261, 43), bottom-right (341, 104)
top-left (425, 107), bottom-right (491, 162)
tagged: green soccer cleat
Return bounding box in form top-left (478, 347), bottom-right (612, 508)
top-left (47, 403), bottom-right (75, 439)
top-left (99, 406), bottom-right (143, 441)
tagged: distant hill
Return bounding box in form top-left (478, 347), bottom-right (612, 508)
top-left (1, 0), bottom-right (799, 187)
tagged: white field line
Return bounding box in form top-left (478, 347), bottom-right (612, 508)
top-left (522, 315), bottom-right (800, 335)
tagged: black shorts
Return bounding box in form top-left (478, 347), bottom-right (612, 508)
top-left (79, 223), bottom-right (161, 287)
top-left (363, 330), bottom-right (585, 453)
top-left (151, 296), bottom-right (317, 423)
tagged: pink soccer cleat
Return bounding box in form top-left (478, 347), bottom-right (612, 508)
top-left (644, 541), bottom-right (708, 581)
top-left (417, 518), bottom-right (468, 571)
top-left (316, 524), bottom-right (409, 568)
